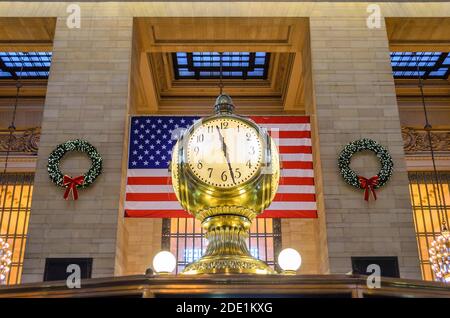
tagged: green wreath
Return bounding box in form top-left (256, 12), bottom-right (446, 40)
top-left (338, 138), bottom-right (393, 200)
top-left (48, 139), bottom-right (102, 199)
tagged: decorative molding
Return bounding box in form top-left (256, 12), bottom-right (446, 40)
top-left (0, 127), bottom-right (40, 155)
top-left (402, 127), bottom-right (450, 154)
top-left (405, 157), bottom-right (450, 172)
top-left (0, 157), bottom-right (36, 173)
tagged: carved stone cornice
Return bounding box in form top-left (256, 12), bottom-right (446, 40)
top-left (402, 127), bottom-right (450, 153)
top-left (0, 127), bottom-right (40, 155)
top-left (2, 127), bottom-right (447, 157)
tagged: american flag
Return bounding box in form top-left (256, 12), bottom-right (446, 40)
top-left (125, 116), bottom-right (317, 218)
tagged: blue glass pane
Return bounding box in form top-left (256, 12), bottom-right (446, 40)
top-left (0, 51), bottom-right (52, 79)
top-left (255, 58), bottom-right (266, 65)
top-left (248, 70), bottom-right (264, 76)
top-left (390, 52), bottom-right (449, 79)
top-left (429, 68), bottom-right (448, 77)
top-left (173, 52), bottom-right (269, 79)
top-left (177, 57), bottom-right (188, 65)
top-left (0, 71), bottom-right (12, 77)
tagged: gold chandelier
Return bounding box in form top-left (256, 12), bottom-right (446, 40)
top-left (0, 238), bottom-right (12, 283)
top-left (429, 225), bottom-right (450, 283)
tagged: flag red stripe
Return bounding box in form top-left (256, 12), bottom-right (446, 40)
top-left (127, 176), bottom-right (171, 185)
top-left (126, 193), bottom-right (177, 201)
top-left (273, 193), bottom-right (316, 202)
top-left (280, 177), bottom-right (315, 185)
top-left (278, 146), bottom-right (312, 154)
top-left (258, 210), bottom-right (318, 218)
top-left (126, 192), bottom-right (316, 202)
top-left (282, 161), bottom-right (313, 169)
top-left (268, 131), bottom-right (311, 138)
top-left (251, 116), bottom-right (310, 124)
top-left (125, 209), bottom-right (318, 218)
top-left (127, 176), bottom-right (315, 186)
top-left (125, 209), bottom-right (191, 218)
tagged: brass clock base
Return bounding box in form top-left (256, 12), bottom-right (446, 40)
top-left (181, 215), bottom-right (276, 275)
top-left (182, 255), bottom-right (276, 275)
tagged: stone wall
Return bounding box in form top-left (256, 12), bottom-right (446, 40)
top-left (21, 17), bottom-right (133, 282)
top-left (121, 219), bottom-right (162, 275)
top-left (309, 17), bottom-right (421, 278)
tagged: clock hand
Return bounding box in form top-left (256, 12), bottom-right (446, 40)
top-left (216, 126), bottom-right (236, 185)
top-left (226, 158), bottom-right (236, 185)
top-left (215, 126), bottom-right (226, 154)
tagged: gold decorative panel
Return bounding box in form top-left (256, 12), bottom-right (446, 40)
top-left (0, 128), bottom-right (40, 155)
top-left (402, 127), bottom-right (450, 153)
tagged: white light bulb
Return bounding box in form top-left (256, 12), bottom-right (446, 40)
top-left (278, 248), bottom-right (302, 272)
top-left (152, 251), bottom-right (176, 274)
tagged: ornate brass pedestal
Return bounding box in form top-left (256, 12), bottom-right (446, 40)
top-left (182, 215), bottom-right (275, 275)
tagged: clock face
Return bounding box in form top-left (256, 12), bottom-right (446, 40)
top-left (186, 117), bottom-right (263, 188)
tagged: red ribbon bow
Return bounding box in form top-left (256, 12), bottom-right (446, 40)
top-left (358, 175), bottom-right (379, 201)
top-left (63, 175), bottom-right (84, 200)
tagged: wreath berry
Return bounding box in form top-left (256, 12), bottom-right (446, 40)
top-left (47, 139), bottom-right (102, 200)
top-left (338, 138), bottom-right (393, 201)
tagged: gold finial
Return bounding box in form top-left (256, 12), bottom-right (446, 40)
top-left (214, 93), bottom-right (235, 114)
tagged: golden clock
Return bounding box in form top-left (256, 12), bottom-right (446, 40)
top-left (171, 94), bottom-right (280, 274)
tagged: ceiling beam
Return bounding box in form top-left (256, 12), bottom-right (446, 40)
top-left (136, 52), bottom-right (159, 113)
top-left (0, 17), bottom-right (56, 51)
top-left (283, 52), bottom-right (304, 112)
top-left (389, 41), bottom-right (450, 52)
top-left (386, 17), bottom-right (450, 52)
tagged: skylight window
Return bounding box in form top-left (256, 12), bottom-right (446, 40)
top-left (172, 52), bottom-right (270, 80)
top-left (0, 52), bottom-right (52, 79)
top-left (390, 52), bottom-right (449, 79)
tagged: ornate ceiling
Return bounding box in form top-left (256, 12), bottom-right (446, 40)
top-left (130, 17), bottom-right (311, 115)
